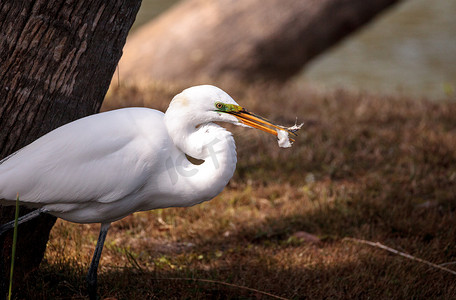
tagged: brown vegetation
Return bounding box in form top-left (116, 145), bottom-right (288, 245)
top-left (17, 83), bottom-right (456, 298)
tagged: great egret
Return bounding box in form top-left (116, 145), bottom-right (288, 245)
top-left (0, 85), bottom-right (299, 299)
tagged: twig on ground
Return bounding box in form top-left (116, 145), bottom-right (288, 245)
top-left (156, 277), bottom-right (290, 300)
top-left (344, 237), bottom-right (456, 276)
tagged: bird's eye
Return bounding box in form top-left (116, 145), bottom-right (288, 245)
top-left (215, 102), bottom-right (224, 109)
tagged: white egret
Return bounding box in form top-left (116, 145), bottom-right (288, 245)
top-left (0, 85), bottom-right (299, 299)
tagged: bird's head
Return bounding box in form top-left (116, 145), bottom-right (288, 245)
top-left (166, 85), bottom-right (295, 139)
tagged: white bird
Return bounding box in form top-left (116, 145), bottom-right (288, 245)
top-left (0, 85), bottom-right (297, 299)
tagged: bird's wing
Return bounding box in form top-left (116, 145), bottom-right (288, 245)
top-left (0, 108), bottom-right (167, 206)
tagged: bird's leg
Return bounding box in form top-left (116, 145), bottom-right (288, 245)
top-left (87, 223), bottom-right (110, 300)
top-left (0, 208), bottom-right (47, 236)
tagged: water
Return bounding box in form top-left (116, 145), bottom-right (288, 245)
top-left (133, 0), bottom-right (456, 100)
top-left (301, 0), bottom-right (456, 100)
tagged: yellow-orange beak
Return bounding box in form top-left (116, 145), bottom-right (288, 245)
top-left (228, 109), bottom-right (298, 141)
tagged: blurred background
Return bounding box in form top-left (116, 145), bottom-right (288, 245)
top-left (302, 0), bottom-right (456, 100)
top-left (127, 0), bottom-right (455, 100)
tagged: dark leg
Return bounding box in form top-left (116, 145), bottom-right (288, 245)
top-left (0, 208), bottom-right (47, 236)
top-left (87, 223), bottom-right (110, 300)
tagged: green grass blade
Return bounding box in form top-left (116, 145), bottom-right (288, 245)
top-left (8, 194), bottom-right (20, 300)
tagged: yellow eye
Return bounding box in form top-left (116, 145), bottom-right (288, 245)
top-left (215, 102), bottom-right (223, 109)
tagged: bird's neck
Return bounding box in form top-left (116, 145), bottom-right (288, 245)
top-left (164, 118), bottom-right (237, 205)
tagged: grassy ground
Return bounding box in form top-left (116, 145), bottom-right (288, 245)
top-left (18, 82), bottom-right (456, 299)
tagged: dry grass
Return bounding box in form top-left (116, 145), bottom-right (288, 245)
top-left (18, 82), bottom-right (456, 299)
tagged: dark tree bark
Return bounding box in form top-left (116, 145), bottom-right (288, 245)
top-left (119, 0), bottom-right (401, 84)
top-left (0, 0), bottom-right (141, 293)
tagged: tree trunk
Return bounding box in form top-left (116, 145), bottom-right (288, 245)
top-left (119, 0), bottom-right (401, 84)
top-left (0, 0), bottom-right (141, 293)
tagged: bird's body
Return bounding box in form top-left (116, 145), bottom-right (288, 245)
top-left (2, 108), bottom-right (168, 223)
top-left (0, 85), bottom-right (298, 299)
